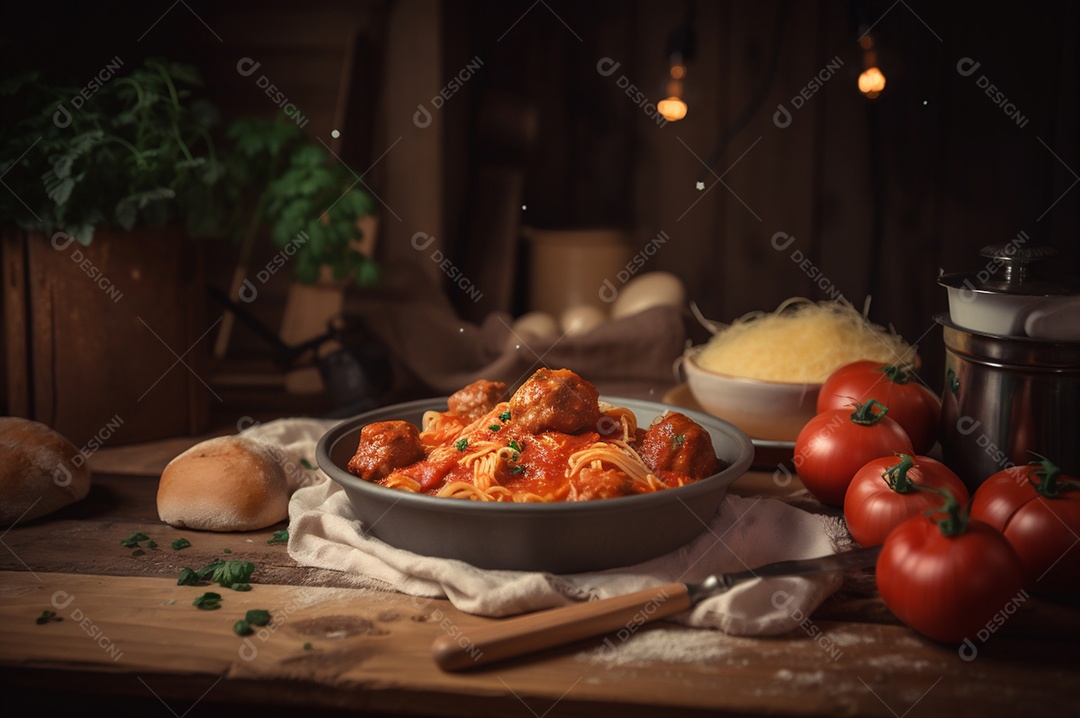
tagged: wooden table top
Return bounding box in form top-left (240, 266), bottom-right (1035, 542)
top-left (1, 436), bottom-right (1079, 717)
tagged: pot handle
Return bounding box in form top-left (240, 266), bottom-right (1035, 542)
top-left (1024, 298), bottom-right (1080, 341)
top-left (430, 582), bottom-right (691, 671)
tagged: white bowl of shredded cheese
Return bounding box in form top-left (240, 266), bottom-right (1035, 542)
top-left (682, 298), bottom-right (917, 441)
top-left (684, 354), bottom-right (820, 442)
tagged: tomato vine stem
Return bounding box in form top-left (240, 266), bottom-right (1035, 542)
top-left (1027, 454), bottom-right (1080, 498)
top-left (849, 399), bottom-right (889, 426)
top-left (883, 454), bottom-right (917, 493)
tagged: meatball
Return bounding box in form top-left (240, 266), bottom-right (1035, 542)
top-left (509, 368), bottom-right (602, 435)
top-left (447, 379), bottom-right (507, 421)
top-left (638, 412), bottom-right (722, 479)
top-left (347, 420), bottom-right (425, 481)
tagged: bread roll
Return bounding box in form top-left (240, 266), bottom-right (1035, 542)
top-left (0, 417), bottom-right (91, 525)
top-left (157, 435), bottom-right (289, 531)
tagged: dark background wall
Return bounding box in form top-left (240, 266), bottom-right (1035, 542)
top-left (3, 0), bottom-right (1078, 406)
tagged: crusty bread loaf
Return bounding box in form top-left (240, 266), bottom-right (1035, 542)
top-left (0, 417), bottom-right (91, 525)
top-left (157, 435), bottom-right (289, 531)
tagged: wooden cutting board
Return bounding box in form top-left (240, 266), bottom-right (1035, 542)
top-left (3, 569), bottom-right (1080, 718)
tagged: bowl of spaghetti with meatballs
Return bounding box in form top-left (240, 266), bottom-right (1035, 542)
top-left (316, 368), bottom-right (754, 572)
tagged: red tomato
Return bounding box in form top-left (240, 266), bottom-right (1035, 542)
top-left (969, 458), bottom-right (1080, 595)
top-left (844, 454), bottom-right (970, 547)
top-left (794, 400), bottom-right (914, 506)
top-left (817, 361), bottom-right (942, 455)
top-left (876, 497), bottom-right (1025, 644)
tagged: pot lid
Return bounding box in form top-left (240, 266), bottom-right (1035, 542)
top-left (938, 243), bottom-right (1080, 297)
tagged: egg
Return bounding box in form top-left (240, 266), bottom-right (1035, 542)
top-left (611, 272), bottom-right (687, 319)
top-left (559, 304), bottom-right (607, 337)
top-left (508, 311), bottom-right (559, 349)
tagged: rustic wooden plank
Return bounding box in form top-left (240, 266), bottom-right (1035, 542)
top-left (1, 570), bottom-right (1077, 717)
top-left (1, 226), bottom-right (30, 417)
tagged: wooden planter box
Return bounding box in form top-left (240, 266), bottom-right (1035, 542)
top-left (2, 226), bottom-right (210, 447)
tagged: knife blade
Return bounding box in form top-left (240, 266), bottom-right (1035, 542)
top-left (432, 545), bottom-right (881, 671)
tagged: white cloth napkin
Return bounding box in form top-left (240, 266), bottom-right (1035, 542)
top-left (243, 418), bottom-right (850, 636)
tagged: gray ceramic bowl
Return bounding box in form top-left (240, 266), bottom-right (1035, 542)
top-left (316, 396), bottom-right (755, 573)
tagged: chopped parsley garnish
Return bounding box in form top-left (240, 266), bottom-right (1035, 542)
top-left (146, 539), bottom-right (158, 549)
top-left (267, 529), bottom-right (289, 545)
top-left (300, 458), bottom-right (316, 470)
top-left (172, 538), bottom-right (192, 550)
top-left (489, 424), bottom-right (502, 432)
top-left (499, 410), bottom-right (511, 422)
top-left (193, 592), bottom-right (222, 610)
top-left (209, 560), bottom-right (256, 589)
top-left (245, 609), bottom-right (271, 626)
top-left (303, 642), bottom-right (313, 650)
top-left (455, 438), bottom-right (469, 452)
top-left (132, 549), bottom-right (146, 557)
top-left (673, 434), bottom-right (686, 446)
top-left (234, 609), bottom-right (270, 636)
top-left (509, 465), bottom-right (527, 475)
top-left (36, 610), bottom-right (61, 625)
top-left (508, 439), bottom-right (523, 453)
top-left (177, 559), bottom-right (256, 590)
top-left (224, 548), bottom-right (232, 554)
top-left (120, 532), bottom-right (150, 547)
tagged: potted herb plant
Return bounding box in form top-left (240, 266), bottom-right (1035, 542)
top-left (1, 58), bottom-right (380, 445)
top-left (0, 57), bottom-right (229, 446)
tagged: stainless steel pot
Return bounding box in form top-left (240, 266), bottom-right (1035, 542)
top-left (937, 243), bottom-right (1080, 490)
top-left (938, 244), bottom-right (1080, 340)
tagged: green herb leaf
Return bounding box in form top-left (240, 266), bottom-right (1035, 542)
top-left (132, 549), bottom-right (146, 557)
top-left (120, 532), bottom-right (150, 548)
top-left (509, 465), bottom-right (526, 475)
top-left (223, 548), bottom-right (232, 554)
top-left (674, 434), bottom-right (685, 446)
top-left (455, 438), bottom-right (469, 452)
top-left (303, 642), bottom-right (313, 650)
top-left (508, 439), bottom-right (522, 453)
top-left (209, 560), bottom-right (256, 589)
top-left (197, 559), bottom-right (224, 581)
top-left (245, 609), bottom-right (271, 626)
top-left (233, 619), bottom-right (253, 636)
top-left (146, 540), bottom-right (158, 549)
top-left (193, 592), bottom-right (222, 610)
top-left (172, 538), bottom-right (192, 550)
top-left (36, 610), bottom-right (61, 625)
top-left (268, 529), bottom-right (289, 545)
top-left (499, 411), bottom-right (511, 422)
top-left (489, 424), bottom-right (502, 432)
top-left (231, 583), bottom-right (252, 592)
top-left (300, 458), bottom-right (316, 470)
top-left (177, 568), bottom-right (199, 586)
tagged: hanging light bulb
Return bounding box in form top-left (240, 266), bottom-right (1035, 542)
top-left (659, 5), bottom-right (695, 122)
top-left (658, 57), bottom-right (689, 121)
top-left (858, 33), bottom-right (886, 99)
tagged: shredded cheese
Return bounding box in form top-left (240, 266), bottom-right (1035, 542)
top-left (694, 298), bottom-right (917, 383)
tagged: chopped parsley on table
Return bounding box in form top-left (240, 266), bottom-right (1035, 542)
top-left (172, 538), bottom-right (192, 550)
top-left (120, 532), bottom-right (150, 548)
top-left (35, 610), bottom-right (61, 625)
top-left (267, 529), bottom-right (288, 545)
top-left (177, 559), bottom-right (255, 590)
top-left (192, 592), bottom-right (222, 610)
top-left (233, 609), bottom-right (272, 636)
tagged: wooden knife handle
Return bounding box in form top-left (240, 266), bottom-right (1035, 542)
top-left (431, 582), bottom-right (691, 671)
